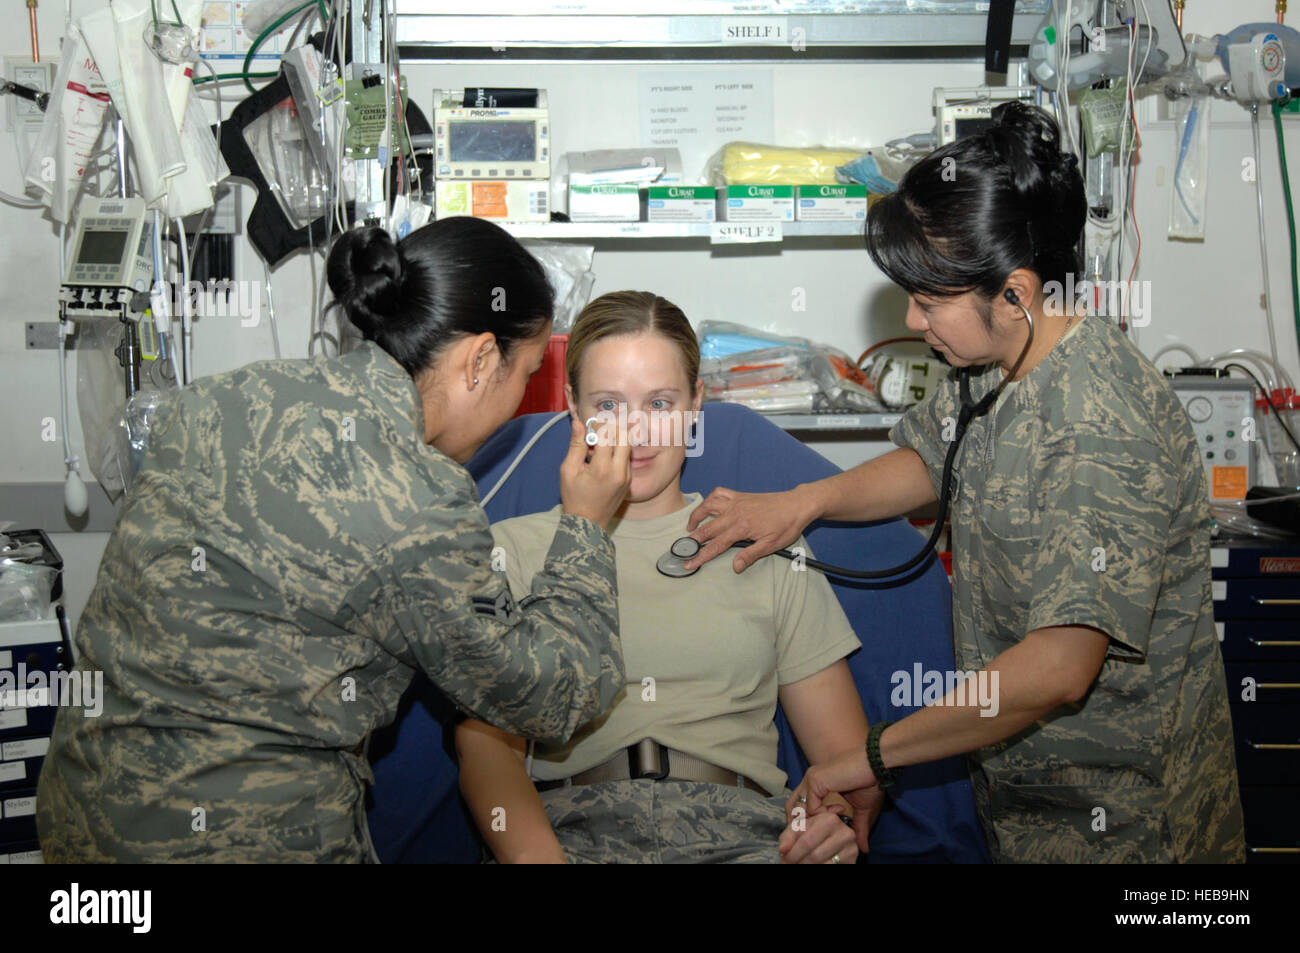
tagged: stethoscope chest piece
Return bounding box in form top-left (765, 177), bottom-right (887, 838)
top-left (656, 536), bottom-right (702, 578)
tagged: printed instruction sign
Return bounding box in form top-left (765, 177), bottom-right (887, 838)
top-left (638, 70), bottom-right (774, 184)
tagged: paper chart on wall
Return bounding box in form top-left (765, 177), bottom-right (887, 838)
top-left (638, 70), bottom-right (774, 185)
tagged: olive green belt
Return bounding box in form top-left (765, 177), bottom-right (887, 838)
top-left (534, 739), bottom-right (770, 797)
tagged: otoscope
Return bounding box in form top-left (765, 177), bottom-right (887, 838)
top-left (659, 289), bottom-right (1038, 588)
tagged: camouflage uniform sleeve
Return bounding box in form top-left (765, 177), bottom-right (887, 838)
top-left (370, 506), bottom-right (625, 745)
top-left (1025, 423), bottom-right (1176, 659)
top-left (889, 372), bottom-right (961, 499)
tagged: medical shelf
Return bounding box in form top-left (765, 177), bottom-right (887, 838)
top-left (396, 6), bottom-right (1046, 58)
top-left (764, 411), bottom-right (901, 431)
top-left (500, 221), bottom-right (865, 240)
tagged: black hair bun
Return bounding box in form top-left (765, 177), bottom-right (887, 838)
top-left (988, 100), bottom-right (1086, 241)
top-left (326, 225), bottom-right (407, 338)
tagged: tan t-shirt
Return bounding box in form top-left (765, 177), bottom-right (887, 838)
top-left (490, 493), bottom-right (861, 797)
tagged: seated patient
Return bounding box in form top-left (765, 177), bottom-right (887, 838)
top-left (456, 291), bottom-right (876, 864)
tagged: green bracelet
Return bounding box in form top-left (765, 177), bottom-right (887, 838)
top-left (866, 720), bottom-right (900, 789)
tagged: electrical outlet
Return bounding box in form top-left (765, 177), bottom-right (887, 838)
top-left (5, 58), bottom-right (56, 132)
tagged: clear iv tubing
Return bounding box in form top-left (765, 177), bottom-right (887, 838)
top-left (1252, 104), bottom-right (1284, 385)
top-left (174, 217), bottom-right (192, 386)
top-left (263, 260), bottom-right (282, 359)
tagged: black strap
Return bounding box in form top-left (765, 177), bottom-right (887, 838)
top-left (984, 0), bottom-right (1017, 75)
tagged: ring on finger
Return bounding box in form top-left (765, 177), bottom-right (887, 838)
top-left (831, 853), bottom-right (842, 864)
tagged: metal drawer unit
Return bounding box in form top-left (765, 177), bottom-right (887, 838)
top-left (1212, 542), bottom-right (1300, 864)
top-left (0, 532), bottom-right (70, 864)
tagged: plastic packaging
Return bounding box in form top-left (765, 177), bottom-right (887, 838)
top-left (1168, 91), bottom-right (1210, 241)
top-left (76, 321), bottom-right (132, 498)
top-left (1260, 389), bottom-right (1300, 487)
top-left (700, 346), bottom-right (810, 391)
top-left (709, 379), bottom-right (817, 414)
top-left (0, 562), bottom-right (57, 622)
top-left (519, 240), bottom-right (596, 334)
top-left (697, 321), bottom-right (811, 360)
top-left (1211, 500), bottom-right (1298, 540)
top-left (808, 346), bottom-right (882, 413)
top-left (242, 0), bottom-right (310, 39)
top-left (0, 528), bottom-right (64, 601)
top-left (245, 98), bottom-right (330, 229)
top-left (835, 149), bottom-right (910, 193)
top-left (116, 390), bottom-right (172, 490)
top-left (705, 142), bottom-right (865, 187)
top-left (22, 30), bottom-right (111, 223)
top-left (1077, 83), bottom-right (1129, 158)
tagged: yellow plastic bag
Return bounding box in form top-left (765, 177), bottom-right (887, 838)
top-left (708, 142), bottom-right (865, 185)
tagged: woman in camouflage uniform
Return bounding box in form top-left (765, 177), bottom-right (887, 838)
top-left (37, 218), bottom-right (632, 862)
top-left (684, 103), bottom-right (1246, 863)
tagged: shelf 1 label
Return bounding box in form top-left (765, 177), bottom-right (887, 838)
top-left (710, 222), bottom-right (783, 245)
top-left (720, 18), bottom-right (789, 45)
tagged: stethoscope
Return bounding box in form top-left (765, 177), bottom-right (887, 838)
top-left (659, 289), bottom-right (1037, 588)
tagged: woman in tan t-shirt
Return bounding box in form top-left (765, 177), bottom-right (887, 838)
top-left (455, 291), bottom-right (877, 864)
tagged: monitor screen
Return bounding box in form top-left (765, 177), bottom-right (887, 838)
top-left (78, 230), bottom-right (129, 266)
top-left (449, 120), bottom-right (536, 162)
top-left (955, 116), bottom-right (995, 139)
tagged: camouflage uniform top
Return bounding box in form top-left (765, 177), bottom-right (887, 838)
top-left (37, 341), bottom-right (624, 863)
top-left (891, 314), bottom-right (1245, 863)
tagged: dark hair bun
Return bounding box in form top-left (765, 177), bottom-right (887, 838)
top-left (987, 102), bottom-right (1071, 197)
top-left (987, 100), bottom-right (1086, 246)
top-left (326, 225), bottom-right (407, 338)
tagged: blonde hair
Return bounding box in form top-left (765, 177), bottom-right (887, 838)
top-left (565, 291), bottom-right (698, 397)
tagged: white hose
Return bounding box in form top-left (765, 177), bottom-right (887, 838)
top-left (1151, 343), bottom-right (1202, 369)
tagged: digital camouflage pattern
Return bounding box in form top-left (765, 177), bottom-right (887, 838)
top-left (892, 314), bottom-right (1246, 863)
top-left (37, 341), bottom-right (624, 863)
top-left (533, 779), bottom-right (789, 864)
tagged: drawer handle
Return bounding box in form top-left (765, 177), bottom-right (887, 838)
top-left (1245, 740), bottom-right (1300, 750)
top-left (1252, 597), bottom-right (1300, 605)
top-left (1249, 846), bottom-right (1300, 854)
top-left (1247, 638), bottom-right (1300, 647)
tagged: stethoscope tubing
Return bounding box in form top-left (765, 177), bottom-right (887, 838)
top-left (675, 298), bottom-right (1038, 589)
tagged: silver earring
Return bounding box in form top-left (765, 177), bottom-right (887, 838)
top-left (473, 377), bottom-right (479, 386)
